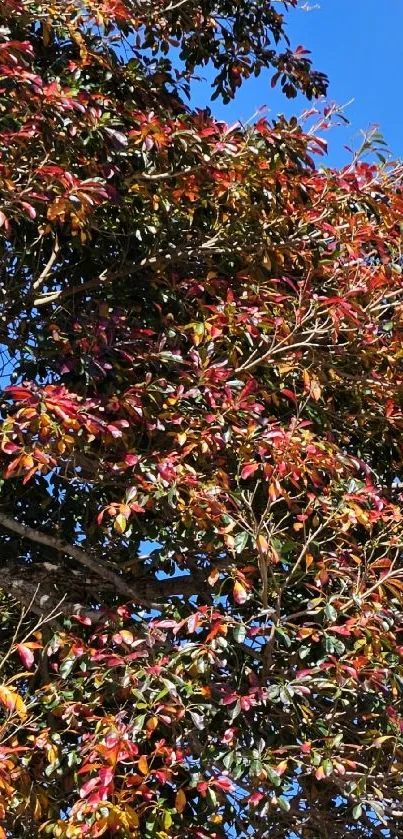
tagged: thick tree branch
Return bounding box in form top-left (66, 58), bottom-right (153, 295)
top-left (0, 511), bottom-right (140, 602)
top-left (0, 513), bottom-right (207, 612)
top-left (0, 564), bottom-right (99, 623)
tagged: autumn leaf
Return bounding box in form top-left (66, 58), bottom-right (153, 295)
top-left (175, 788), bottom-right (187, 814)
top-left (233, 580), bottom-right (248, 605)
top-left (15, 644), bottom-right (35, 670)
top-left (138, 755), bottom-right (148, 775)
top-left (241, 462), bottom-right (259, 480)
top-left (0, 686), bottom-right (27, 719)
top-left (256, 533), bottom-right (269, 554)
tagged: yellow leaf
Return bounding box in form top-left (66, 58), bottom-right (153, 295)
top-left (175, 788), bottom-right (186, 814)
top-left (119, 629), bottom-right (134, 645)
top-left (15, 694), bottom-right (27, 719)
top-left (124, 805), bottom-right (139, 828)
top-left (114, 513), bottom-right (127, 534)
top-left (163, 810), bottom-right (172, 830)
top-left (305, 553), bottom-right (314, 570)
top-left (302, 369), bottom-right (311, 391)
top-left (0, 685), bottom-right (16, 712)
top-left (47, 745), bottom-right (58, 764)
top-left (0, 685), bottom-right (27, 718)
top-left (138, 755), bottom-right (148, 775)
top-left (146, 716), bottom-right (159, 734)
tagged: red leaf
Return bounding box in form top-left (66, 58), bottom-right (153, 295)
top-left (16, 644), bottom-right (34, 669)
top-left (281, 388), bottom-right (297, 403)
top-left (241, 463), bottom-right (259, 480)
top-left (125, 454), bottom-right (139, 466)
top-left (213, 776), bottom-right (233, 792)
top-left (20, 202), bottom-right (36, 220)
top-left (249, 792), bottom-right (264, 805)
top-left (80, 777), bottom-right (99, 798)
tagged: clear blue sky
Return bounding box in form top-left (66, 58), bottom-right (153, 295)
top-left (190, 0), bottom-right (403, 167)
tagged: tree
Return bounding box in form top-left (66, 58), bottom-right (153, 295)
top-left (0, 0), bottom-right (403, 836)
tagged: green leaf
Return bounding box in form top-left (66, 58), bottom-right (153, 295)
top-left (278, 796), bottom-right (291, 812)
top-left (232, 624), bottom-right (246, 644)
top-left (324, 603), bottom-right (337, 622)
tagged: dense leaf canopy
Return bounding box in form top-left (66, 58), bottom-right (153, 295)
top-left (1, 1), bottom-right (403, 838)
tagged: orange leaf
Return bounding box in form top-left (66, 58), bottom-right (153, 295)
top-left (0, 685), bottom-right (17, 712)
top-left (256, 533), bottom-right (268, 554)
top-left (146, 716), bottom-right (158, 734)
top-left (138, 755), bottom-right (148, 775)
top-left (305, 553), bottom-right (314, 570)
top-left (208, 567), bottom-right (220, 586)
top-left (175, 788), bottom-right (187, 814)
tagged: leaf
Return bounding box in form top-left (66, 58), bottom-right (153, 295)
top-left (20, 202), bottom-right (36, 220)
top-left (16, 644), bottom-right (35, 669)
top-left (146, 716), bottom-right (158, 734)
top-left (208, 567), bottom-right (220, 586)
top-left (162, 810), bottom-right (172, 830)
top-left (310, 379), bottom-right (321, 401)
top-left (371, 735), bottom-right (394, 747)
top-left (104, 127), bottom-right (128, 147)
top-left (118, 629), bottom-right (134, 646)
top-left (233, 580), bottom-right (248, 605)
top-left (278, 796), bottom-right (291, 812)
top-left (232, 624), bottom-right (246, 644)
top-left (256, 533), bottom-right (269, 554)
top-left (190, 711), bottom-right (205, 731)
top-left (281, 388), bottom-right (297, 403)
top-left (80, 777), bottom-right (99, 798)
top-left (324, 603), bottom-right (337, 622)
top-left (0, 685), bottom-right (27, 718)
top-left (175, 789), bottom-right (186, 814)
top-left (114, 513), bottom-right (127, 534)
top-left (234, 530), bottom-right (249, 554)
top-left (241, 462), bottom-right (259, 480)
top-left (138, 755), bottom-right (149, 775)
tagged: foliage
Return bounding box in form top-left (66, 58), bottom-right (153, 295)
top-left (0, 0), bottom-right (403, 837)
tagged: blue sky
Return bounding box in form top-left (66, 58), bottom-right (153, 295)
top-left (190, 0), bottom-right (403, 167)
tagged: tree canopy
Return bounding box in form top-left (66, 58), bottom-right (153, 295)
top-left (1, 1), bottom-right (403, 838)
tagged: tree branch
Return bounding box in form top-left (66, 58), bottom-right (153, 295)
top-left (0, 564), bottom-right (98, 623)
top-left (0, 513), bottom-right (208, 612)
top-left (0, 511), bottom-right (140, 603)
